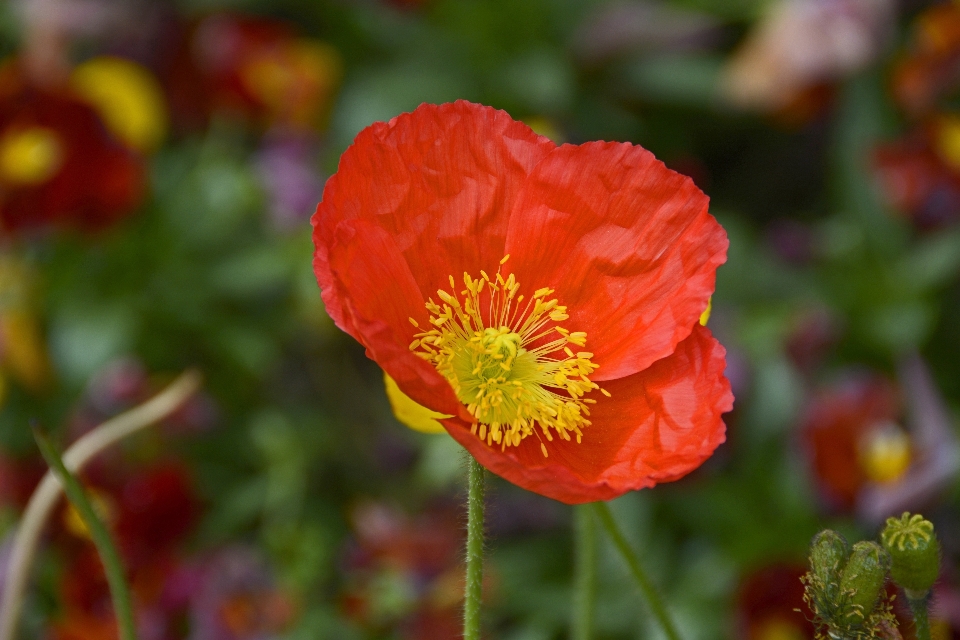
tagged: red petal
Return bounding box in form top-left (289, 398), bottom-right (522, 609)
top-left (326, 218), bottom-right (466, 419)
top-left (312, 101), bottom-right (554, 342)
top-left (444, 325), bottom-right (732, 504)
top-left (504, 141), bottom-right (728, 380)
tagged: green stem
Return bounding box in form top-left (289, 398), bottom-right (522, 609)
top-left (464, 455), bottom-right (485, 640)
top-left (572, 504), bottom-right (597, 640)
top-left (592, 502), bottom-right (681, 640)
top-left (33, 428), bottom-right (138, 640)
top-left (906, 593), bottom-right (931, 640)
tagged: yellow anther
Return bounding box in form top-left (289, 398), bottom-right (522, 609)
top-left (410, 258), bottom-right (602, 452)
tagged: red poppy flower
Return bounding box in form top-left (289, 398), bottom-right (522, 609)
top-left (312, 101), bottom-right (732, 504)
top-left (0, 61), bottom-right (145, 233)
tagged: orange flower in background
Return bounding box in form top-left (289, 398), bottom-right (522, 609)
top-left (169, 14), bottom-right (341, 132)
top-left (891, 2), bottom-right (960, 117)
top-left (0, 60), bottom-right (145, 233)
top-left (312, 101), bottom-right (731, 504)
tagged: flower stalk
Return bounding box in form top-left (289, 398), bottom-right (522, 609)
top-left (592, 502), bottom-right (682, 640)
top-left (881, 513), bottom-right (941, 640)
top-left (907, 595), bottom-right (931, 640)
top-left (33, 428), bottom-right (138, 640)
top-left (572, 504), bottom-right (597, 640)
top-left (464, 454), bottom-right (486, 640)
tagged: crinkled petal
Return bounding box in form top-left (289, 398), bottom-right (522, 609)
top-left (504, 141), bottom-right (728, 380)
top-left (312, 100), bottom-right (554, 343)
top-left (326, 218), bottom-right (465, 419)
top-left (443, 325), bottom-right (732, 504)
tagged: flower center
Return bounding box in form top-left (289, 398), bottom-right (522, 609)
top-left (0, 126), bottom-right (63, 186)
top-left (409, 256), bottom-right (607, 456)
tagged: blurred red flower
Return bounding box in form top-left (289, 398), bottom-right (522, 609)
top-left (874, 115), bottom-right (960, 229)
top-left (736, 564), bottom-right (814, 640)
top-left (0, 61), bottom-right (145, 233)
top-left (802, 376), bottom-right (908, 512)
top-left (312, 101), bottom-right (732, 504)
top-left (166, 14), bottom-right (340, 132)
top-left (342, 502), bottom-right (464, 640)
top-left (51, 461), bottom-right (200, 640)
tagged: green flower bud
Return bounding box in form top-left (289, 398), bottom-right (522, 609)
top-left (881, 512), bottom-right (940, 597)
top-left (810, 529), bottom-right (850, 587)
top-left (838, 541), bottom-right (890, 628)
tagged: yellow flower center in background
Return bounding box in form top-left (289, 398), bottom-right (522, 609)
top-left (71, 56), bottom-right (168, 153)
top-left (859, 421), bottom-right (912, 484)
top-left (935, 114), bottom-right (960, 172)
top-left (0, 126), bottom-right (63, 185)
top-left (410, 256), bottom-right (606, 456)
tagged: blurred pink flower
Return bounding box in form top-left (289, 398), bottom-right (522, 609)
top-left (722, 0), bottom-right (892, 113)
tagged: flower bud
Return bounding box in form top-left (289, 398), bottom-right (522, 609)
top-left (810, 529), bottom-right (849, 587)
top-left (881, 512), bottom-right (940, 597)
top-left (838, 541), bottom-right (890, 627)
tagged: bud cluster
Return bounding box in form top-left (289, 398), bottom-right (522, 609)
top-left (803, 532), bottom-right (895, 640)
top-left (802, 512), bottom-right (942, 640)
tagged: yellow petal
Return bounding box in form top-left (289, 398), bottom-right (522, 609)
top-left (71, 56), bottom-right (168, 153)
top-left (699, 297), bottom-right (713, 326)
top-left (383, 372), bottom-right (450, 434)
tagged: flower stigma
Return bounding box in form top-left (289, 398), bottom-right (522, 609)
top-left (409, 256), bottom-right (608, 456)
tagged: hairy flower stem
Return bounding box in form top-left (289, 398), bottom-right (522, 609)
top-left (34, 429), bottom-right (137, 640)
top-left (464, 455), bottom-right (486, 640)
top-left (593, 502), bottom-right (682, 640)
top-left (572, 504), bottom-right (597, 640)
top-left (907, 593), bottom-right (931, 640)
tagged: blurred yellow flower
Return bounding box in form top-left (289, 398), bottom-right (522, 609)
top-left (71, 56), bottom-right (168, 153)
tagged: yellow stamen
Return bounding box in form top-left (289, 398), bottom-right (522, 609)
top-left (411, 260), bottom-right (602, 453)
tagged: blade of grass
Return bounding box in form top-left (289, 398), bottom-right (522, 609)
top-left (593, 502), bottom-right (681, 640)
top-left (33, 428), bottom-right (138, 640)
top-left (0, 370), bottom-right (200, 640)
